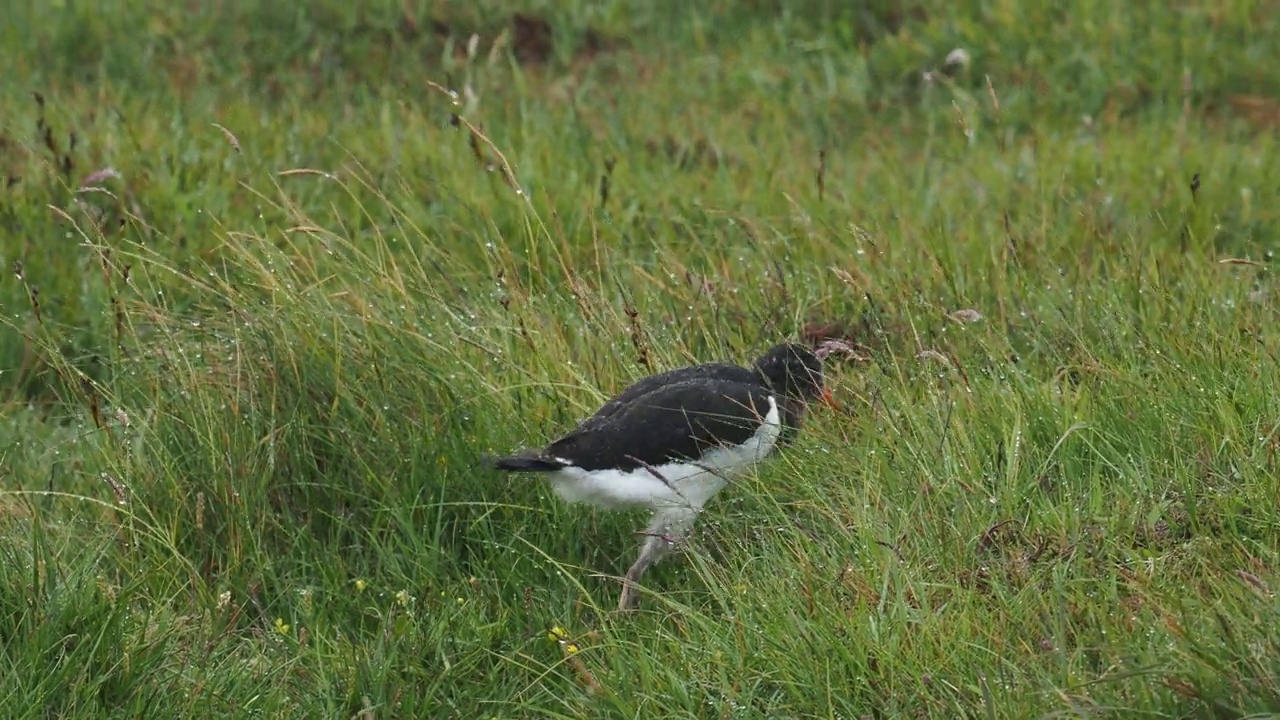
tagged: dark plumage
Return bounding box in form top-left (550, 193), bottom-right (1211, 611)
top-left (488, 342), bottom-right (833, 609)
top-left (500, 378), bottom-right (776, 472)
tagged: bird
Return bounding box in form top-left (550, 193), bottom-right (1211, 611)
top-left (488, 343), bottom-right (835, 610)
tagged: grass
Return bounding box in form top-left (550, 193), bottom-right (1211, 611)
top-left (2, 0), bottom-right (1280, 716)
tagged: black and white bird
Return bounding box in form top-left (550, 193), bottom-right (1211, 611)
top-left (488, 343), bottom-right (834, 610)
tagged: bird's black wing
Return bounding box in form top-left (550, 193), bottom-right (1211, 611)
top-left (544, 379), bottom-right (777, 472)
top-left (571, 362), bottom-right (758, 433)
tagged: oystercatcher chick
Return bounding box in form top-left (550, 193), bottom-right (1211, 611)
top-left (489, 343), bottom-right (834, 610)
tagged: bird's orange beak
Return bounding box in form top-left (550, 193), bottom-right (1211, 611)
top-left (819, 387), bottom-right (840, 411)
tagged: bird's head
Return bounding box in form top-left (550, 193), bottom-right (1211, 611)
top-left (752, 343), bottom-right (835, 409)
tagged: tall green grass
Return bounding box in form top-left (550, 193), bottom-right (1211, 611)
top-left (2, 0), bottom-right (1280, 717)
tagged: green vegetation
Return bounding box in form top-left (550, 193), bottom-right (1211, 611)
top-left (3, 0), bottom-right (1279, 716)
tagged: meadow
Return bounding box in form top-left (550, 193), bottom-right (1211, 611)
top-left (2, 1), bottom-right (1280, 717)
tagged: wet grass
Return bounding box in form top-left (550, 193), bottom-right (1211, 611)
top-left (2, 0), bottom-right (1280, 717)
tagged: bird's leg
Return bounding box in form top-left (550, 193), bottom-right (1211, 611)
top-left (618, 533), bottom-right (666, 611)
top-left (617, 507), bottom-right (698, 611)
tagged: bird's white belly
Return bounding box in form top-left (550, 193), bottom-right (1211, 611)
top-left (546, 397), bottom-right (782, 511)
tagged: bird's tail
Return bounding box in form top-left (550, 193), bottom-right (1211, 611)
top-left (483, 450), bottom-right (568, 472)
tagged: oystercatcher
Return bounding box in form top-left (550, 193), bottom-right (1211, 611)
top-left (489, 343), bottom-right (834, 610)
